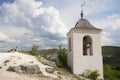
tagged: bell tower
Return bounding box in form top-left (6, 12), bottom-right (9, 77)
top-left (67, 11), bottom-right (104, 79)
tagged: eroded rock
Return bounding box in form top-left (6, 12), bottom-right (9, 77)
top-left (41, 59), bottom-right (56, 67)
top-left (45, 67), bottom-right (54, 73)
top-left (7, 64), bottom-right (42, 74)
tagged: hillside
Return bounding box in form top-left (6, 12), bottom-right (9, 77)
top-left (0, 52), bottom-right (58, 80)
top-left (37, 46), bottom-right (120, 68)
top-left (0, 52), bottom-right (84, 80)
top-left (102, 46), bottom-right (120, 68)
top-left (102, 46), bottom-right (120, 56)
top-left (37, 46), bottom-right (120, 56)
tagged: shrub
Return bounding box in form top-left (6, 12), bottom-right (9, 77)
top-left (29, 45), bottom-right (39, 56)
top-left (104, 64), bottom-right (120, 80)
top-left (56, 59), bottom-right (63, 67)
top-left (56, 45), bottom-right (67, 67)
top-left (104, 64), bottom-right (112, 79)
top-left (81, 69), bottom-right (100, 80)
top-left (89, 70), bottom-right (100, 80)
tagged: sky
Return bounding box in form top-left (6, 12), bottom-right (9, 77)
top-left (0, 0), bottom-right (120, 51)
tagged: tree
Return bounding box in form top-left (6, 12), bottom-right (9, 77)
top-left (56, 45), bottom-right (67, 67)
top-left (104, 64), bottom-right (120, 80)
top-left (104, 64), bottom-right (113, 79)
top-left (29, 45), bottom-right (39, 56)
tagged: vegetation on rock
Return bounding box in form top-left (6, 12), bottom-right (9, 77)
top-left (29, 45), bottom-right (39, 56)
top-left (81, 69), bottom-right (100, 80)
top-left (56, 45), bottom-right (67, 67)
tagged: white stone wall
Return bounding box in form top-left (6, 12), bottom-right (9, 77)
top-left (67, 29), bottom-right (104, 79)
top-left (67, 33), bottom-right (73, 70)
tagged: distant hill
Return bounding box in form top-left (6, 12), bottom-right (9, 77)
top-left (102, 46), bottom-right (120, 56)
top-left (37, 46), bottom-right (120, 56)
top-left (38, 49), bottom-right (58, 56)
top-left (102, 46), bottom-right (120, 68)
top-left (34, 46), bottom-right (120, 68)
top-left (37, 49), bottom-right (58, 61)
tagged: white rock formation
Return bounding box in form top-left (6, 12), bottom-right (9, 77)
top-left (0, 52), bottom-right (57, 80)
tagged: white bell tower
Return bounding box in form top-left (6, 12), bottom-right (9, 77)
top-left (67, 11), bottom-right (103, 79)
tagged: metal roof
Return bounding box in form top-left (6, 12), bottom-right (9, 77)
top-left (74, 18), bottom-right (101, 30)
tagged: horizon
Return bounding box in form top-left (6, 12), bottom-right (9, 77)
top-left (0, 45), bottom-right (120, 53)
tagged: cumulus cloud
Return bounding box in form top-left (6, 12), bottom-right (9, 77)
top-left (0, 0), bottom-right (67, 51)
top-left (0, 0), bottom-right (67, 35)
top-left (0, 0), bottom-right (120, 51)
top-left (0, 32), bottom-right (8, 41)
top-left (101, 32), bottom-right (116, 46)
top-left (57, 0), bottom-right (114, 25)
top-left (84, 0), bottom-right (112, 15)
top-left (93, 14), bottom-right (120, 46)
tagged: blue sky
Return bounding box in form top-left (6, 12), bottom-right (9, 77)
top-left (0, 0), bottom-right (120, 51)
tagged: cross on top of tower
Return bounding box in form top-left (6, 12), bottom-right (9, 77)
top-left (80, 4), bottom-right (84, 19)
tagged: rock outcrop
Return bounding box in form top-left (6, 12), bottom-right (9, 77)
top-left (45, 67), bottom-right (54, 73)
top-left (41, 59), bottom-right (56, 67)
top-left (7, 64), bottom-right (41, 74)
top-left (0, 52), bottom-right (83, 80)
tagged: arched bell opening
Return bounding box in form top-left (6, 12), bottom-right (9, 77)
top-left (83, 35), bottom-right (93, 56)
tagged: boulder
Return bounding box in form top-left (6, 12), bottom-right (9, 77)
top-left (7, 64), bottom-right (42, 74)
top-left (45, 67), bottom-right (54, 73)
top-left (41, 59), bottom-right (56, 67)
top-left (7, 66), bottom-right (21, 73)
top-left (20, 65), bottom-right (41, 74)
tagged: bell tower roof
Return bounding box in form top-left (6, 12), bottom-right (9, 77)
top-left (74, 18), bottom-right (101, 30)
top-left (73, 5), bottom-right (101, 30)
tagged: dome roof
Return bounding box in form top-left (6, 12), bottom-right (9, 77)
top-left (74, 18), bottom-right (101, 30)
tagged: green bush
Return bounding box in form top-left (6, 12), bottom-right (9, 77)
top-left (29, 45), bottom-right (39, 56)
top-left (56, 45), bottom-right (67, 67)
top-left (81, 69), bottom-right (100, 80)
top-left (89, 70), bottom-right (100, 80)
top-left (104, 64), bottom-right (113, 79)
top-left (56, 59), bottom-right (63, 67)
top-left (104, 64), bottom-right (120, 80)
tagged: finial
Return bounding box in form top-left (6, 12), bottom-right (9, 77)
top-left (81, 10), bottom-right (83, 19)
top-left (80, 0), bottom-right (86, 19)
top-left (80, 4), bottom-right (84, 19)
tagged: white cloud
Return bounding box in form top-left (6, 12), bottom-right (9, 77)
top-left (101, 32), bottom-right (116, 46)
top-left (44, 46), bottom-right (52, 49)
top-left (84, 0), bottom-right (112, 15)
top-left (0, 0), bottom-right (67, 51)
top-left (57, 0), bottom-right (115, 28)
top-left (0, 0), bottom-right (120, 51)
top-left (93, 14), bottom-right (120, 46)
top-left (0, 25), bottom-right (28, 38)
top-left (32, 38), bottom-right (41, 42)
top-left (1, 0), bottom-right (67, 36)
top-left (0, 32), bottom-right (8, 41)
top-left (7, 39), bottom-right (17, 43)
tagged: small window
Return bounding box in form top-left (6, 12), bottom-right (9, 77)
top-left (83, 36), bottom-right (93, 56)
top-left (69, 38), bottom-right (71, 52)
